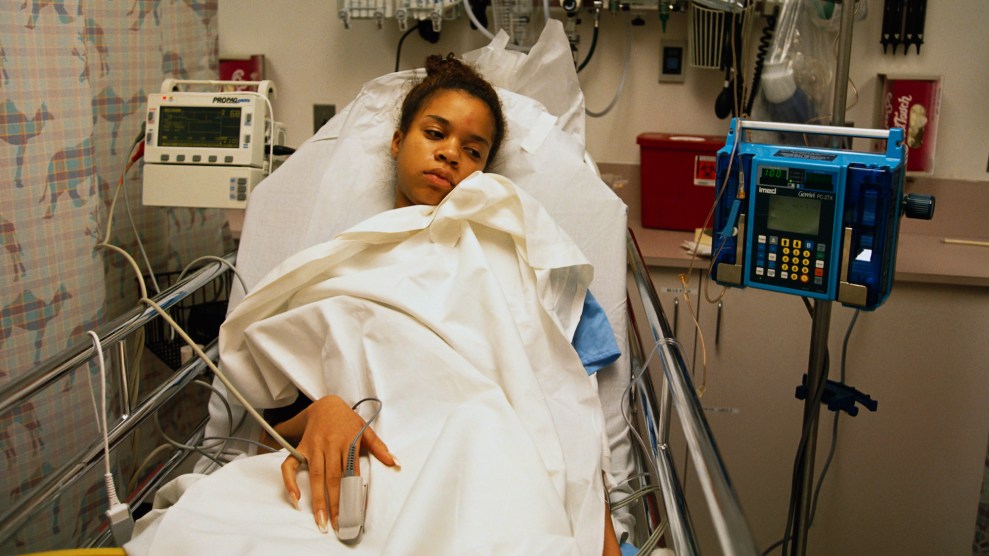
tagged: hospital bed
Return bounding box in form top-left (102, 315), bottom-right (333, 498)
top-left (0, 25), bottom-right (756, 555)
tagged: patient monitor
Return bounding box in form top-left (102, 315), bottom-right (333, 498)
top-left (142, 79), bottom-right (284, 210)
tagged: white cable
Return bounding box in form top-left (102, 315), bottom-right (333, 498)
top-left (584, 13), bottom-right (633, 118)
top-left (87, 332), bottom-right (114, 485)
top-left (179, 90), bottom-right (277, 173)
top-left (462, 0), bottom-right (497, 40)
top-left (142, 296), bottom-right (305, 463)
top-left (167, 255), bottom-right (246, 343)
top-left (177, 255), bottom-right (248, 295)
top-left (86, 331), bottom-right (135, 544)
top-left (461, 0), bottom-right (535, 51)
top-left (120, 135), bottom-right (160, 295)
top-left (122, 176), bottom-right (161, 296)
top-left (95, 241), bottom-right (304, 464)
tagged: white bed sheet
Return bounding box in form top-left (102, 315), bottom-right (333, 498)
top-left (192, 19), bottom-right (633, 543)
top-left (130, 174), bottom-right (606, 555)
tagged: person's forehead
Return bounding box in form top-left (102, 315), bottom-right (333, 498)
top-left (419, 90), bottom-right (494, 128)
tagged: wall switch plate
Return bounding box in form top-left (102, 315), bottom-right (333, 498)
top-left (313, 104), bottom-right (336, 134)
top-left (658, 39), bottom-right (686, 83)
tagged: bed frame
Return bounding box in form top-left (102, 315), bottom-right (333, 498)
top-left (0, 235), bottom-right (757, 554)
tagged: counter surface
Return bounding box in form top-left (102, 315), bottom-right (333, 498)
top-left (603, 163), bottom-right (989, 288)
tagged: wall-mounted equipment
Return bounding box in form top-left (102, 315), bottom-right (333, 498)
top-left (710, 119), bottom-right (934, 310)
top-left (143, 79), bottom-right (284, 210)
top-left (339, 0), bottom-right (464, 31)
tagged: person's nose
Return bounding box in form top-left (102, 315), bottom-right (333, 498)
top-left (435, 141), bottom-right (459, 168)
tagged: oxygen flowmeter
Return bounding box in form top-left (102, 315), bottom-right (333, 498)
top-left (710, 119), bottom-right (934, 310)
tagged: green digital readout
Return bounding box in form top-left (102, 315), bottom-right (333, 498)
top-left (759, 166), bottom-right (788, 187)
top-left (158, 106), bottom-right (242, 148)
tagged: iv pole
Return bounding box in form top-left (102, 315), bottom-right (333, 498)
top-left (789, 1), bottom-right (857, 554)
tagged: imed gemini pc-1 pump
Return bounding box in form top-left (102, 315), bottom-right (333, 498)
top-left (710, 119), bottom-right (934, 310)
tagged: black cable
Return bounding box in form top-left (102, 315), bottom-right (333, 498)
top-left (576, 24), bottom-right (599, 73)
top-left (779, 343), bottom-right (829, 556)
top-left (745, 8), bottom-right (778, 116)
top-left (395, 25), bottom-right (419, 72)
top-left (267, 145), bottom-right (296, 156)
top-left (765, 307), bottom-right (861, 555)
top-left (808, 310), bottom-right (859, 524)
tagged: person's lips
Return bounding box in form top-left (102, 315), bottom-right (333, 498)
top-left (424, 169), bottom-right (454, 188)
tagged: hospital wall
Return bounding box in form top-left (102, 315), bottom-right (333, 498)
top-left (218, 0), bottom-right (989, 182)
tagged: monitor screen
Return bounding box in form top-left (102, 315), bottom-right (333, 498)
top-left (767, 194), bottom-right (821, 236)
top-left (157, 106), bottom-right (242, 148)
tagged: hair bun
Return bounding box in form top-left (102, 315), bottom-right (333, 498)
top-left (424, 53), bottom-right (466, 78)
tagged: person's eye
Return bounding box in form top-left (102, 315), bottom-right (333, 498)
top-left (425, 129), bottom-right (444, 139)
top-left (465, 147), bottom-right (482, 160)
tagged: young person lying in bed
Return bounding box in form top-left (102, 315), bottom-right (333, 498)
top-left (255, 54), bottom-right (622, 554)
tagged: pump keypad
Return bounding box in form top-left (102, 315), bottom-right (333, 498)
top-left (753, 235), bottom-right (827, 291)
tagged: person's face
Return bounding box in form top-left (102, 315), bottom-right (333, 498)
top-left (391, 89), bottom-right (496, 208)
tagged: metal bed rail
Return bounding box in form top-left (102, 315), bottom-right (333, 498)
top-left (0, 254), bottom-right (235, 548)
top-left (626, 229), bottom-right (757, 555)
top-left (2, 242), bottom-right (753, 553)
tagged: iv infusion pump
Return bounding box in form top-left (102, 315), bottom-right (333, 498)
top-left (143, 79), bottom-right (283, 210)
top-left (711, 119), bottom-right (934, 311)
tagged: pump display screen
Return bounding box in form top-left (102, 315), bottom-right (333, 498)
top-left (759, 166), bottom-right (835, 192)
top-left (158, 106), bottom-right (242, 148)
top-left (767, 194), bottom-right (821, 235)
top-left (760, 166), bottom-right (788, 187)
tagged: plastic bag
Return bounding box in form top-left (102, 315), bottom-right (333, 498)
top-left (754, 0), bottom-right (838, 136)
top-left (462, 20), bottom-right (586, 151)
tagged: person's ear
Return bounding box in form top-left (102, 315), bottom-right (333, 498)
top-left (390, 130), bottom-right (402, 159)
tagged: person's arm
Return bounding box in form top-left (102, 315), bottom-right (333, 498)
top-left (603, 500), bottom-right (621, 556)
top-left (273, 395), bottom-right (399, 533)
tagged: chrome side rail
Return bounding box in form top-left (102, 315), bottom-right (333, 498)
top-left (626, 230), bottom-right (757, 556)
top-left (0, 253), bottom-right (235, 415)
top-left (0, 254), bottom-right (234, 546)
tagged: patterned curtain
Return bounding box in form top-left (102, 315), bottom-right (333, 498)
top-left (1, 1), bottom-right (229, 550)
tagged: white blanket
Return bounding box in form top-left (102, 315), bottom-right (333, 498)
top-left (128, 173), bottom-right (607, 555)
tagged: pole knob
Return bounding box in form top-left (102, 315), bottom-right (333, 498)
top-left (903, 193), bottom-right (935, 220)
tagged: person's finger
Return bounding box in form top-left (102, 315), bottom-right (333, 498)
top-left (280, 455), bottom-right (302, 510)
top-left (360, 425), bottom-right (400, 468)
top-left (308, 451), bottom-right (329, 534)
top-left (327, 450), bottom-right (344, 532)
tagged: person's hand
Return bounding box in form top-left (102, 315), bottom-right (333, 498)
top-left (274, 395), bottom-right (399, 533)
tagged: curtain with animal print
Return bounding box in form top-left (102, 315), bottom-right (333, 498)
top-left (1, 1), bottom-right (230, 550)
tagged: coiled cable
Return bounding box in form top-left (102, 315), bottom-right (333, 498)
top-left (745, 7), bottom-right (778, 116)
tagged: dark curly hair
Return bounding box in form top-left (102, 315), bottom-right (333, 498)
top-left (399, 54), bottom-right (506, 167)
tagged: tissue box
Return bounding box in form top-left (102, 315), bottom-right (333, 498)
top-left (637, 133), bottom-right (724, 230)
top-left (878, 75), bottom-right (941, 175)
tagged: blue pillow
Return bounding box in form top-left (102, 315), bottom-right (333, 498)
top-left (572, 290), bottom-right (622, 375)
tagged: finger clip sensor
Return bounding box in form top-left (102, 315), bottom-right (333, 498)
top-left (336, 474), bottom-right (367, 543)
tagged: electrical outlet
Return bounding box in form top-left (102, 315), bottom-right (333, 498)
top-left (313, 104), bottom-right (336, 134)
